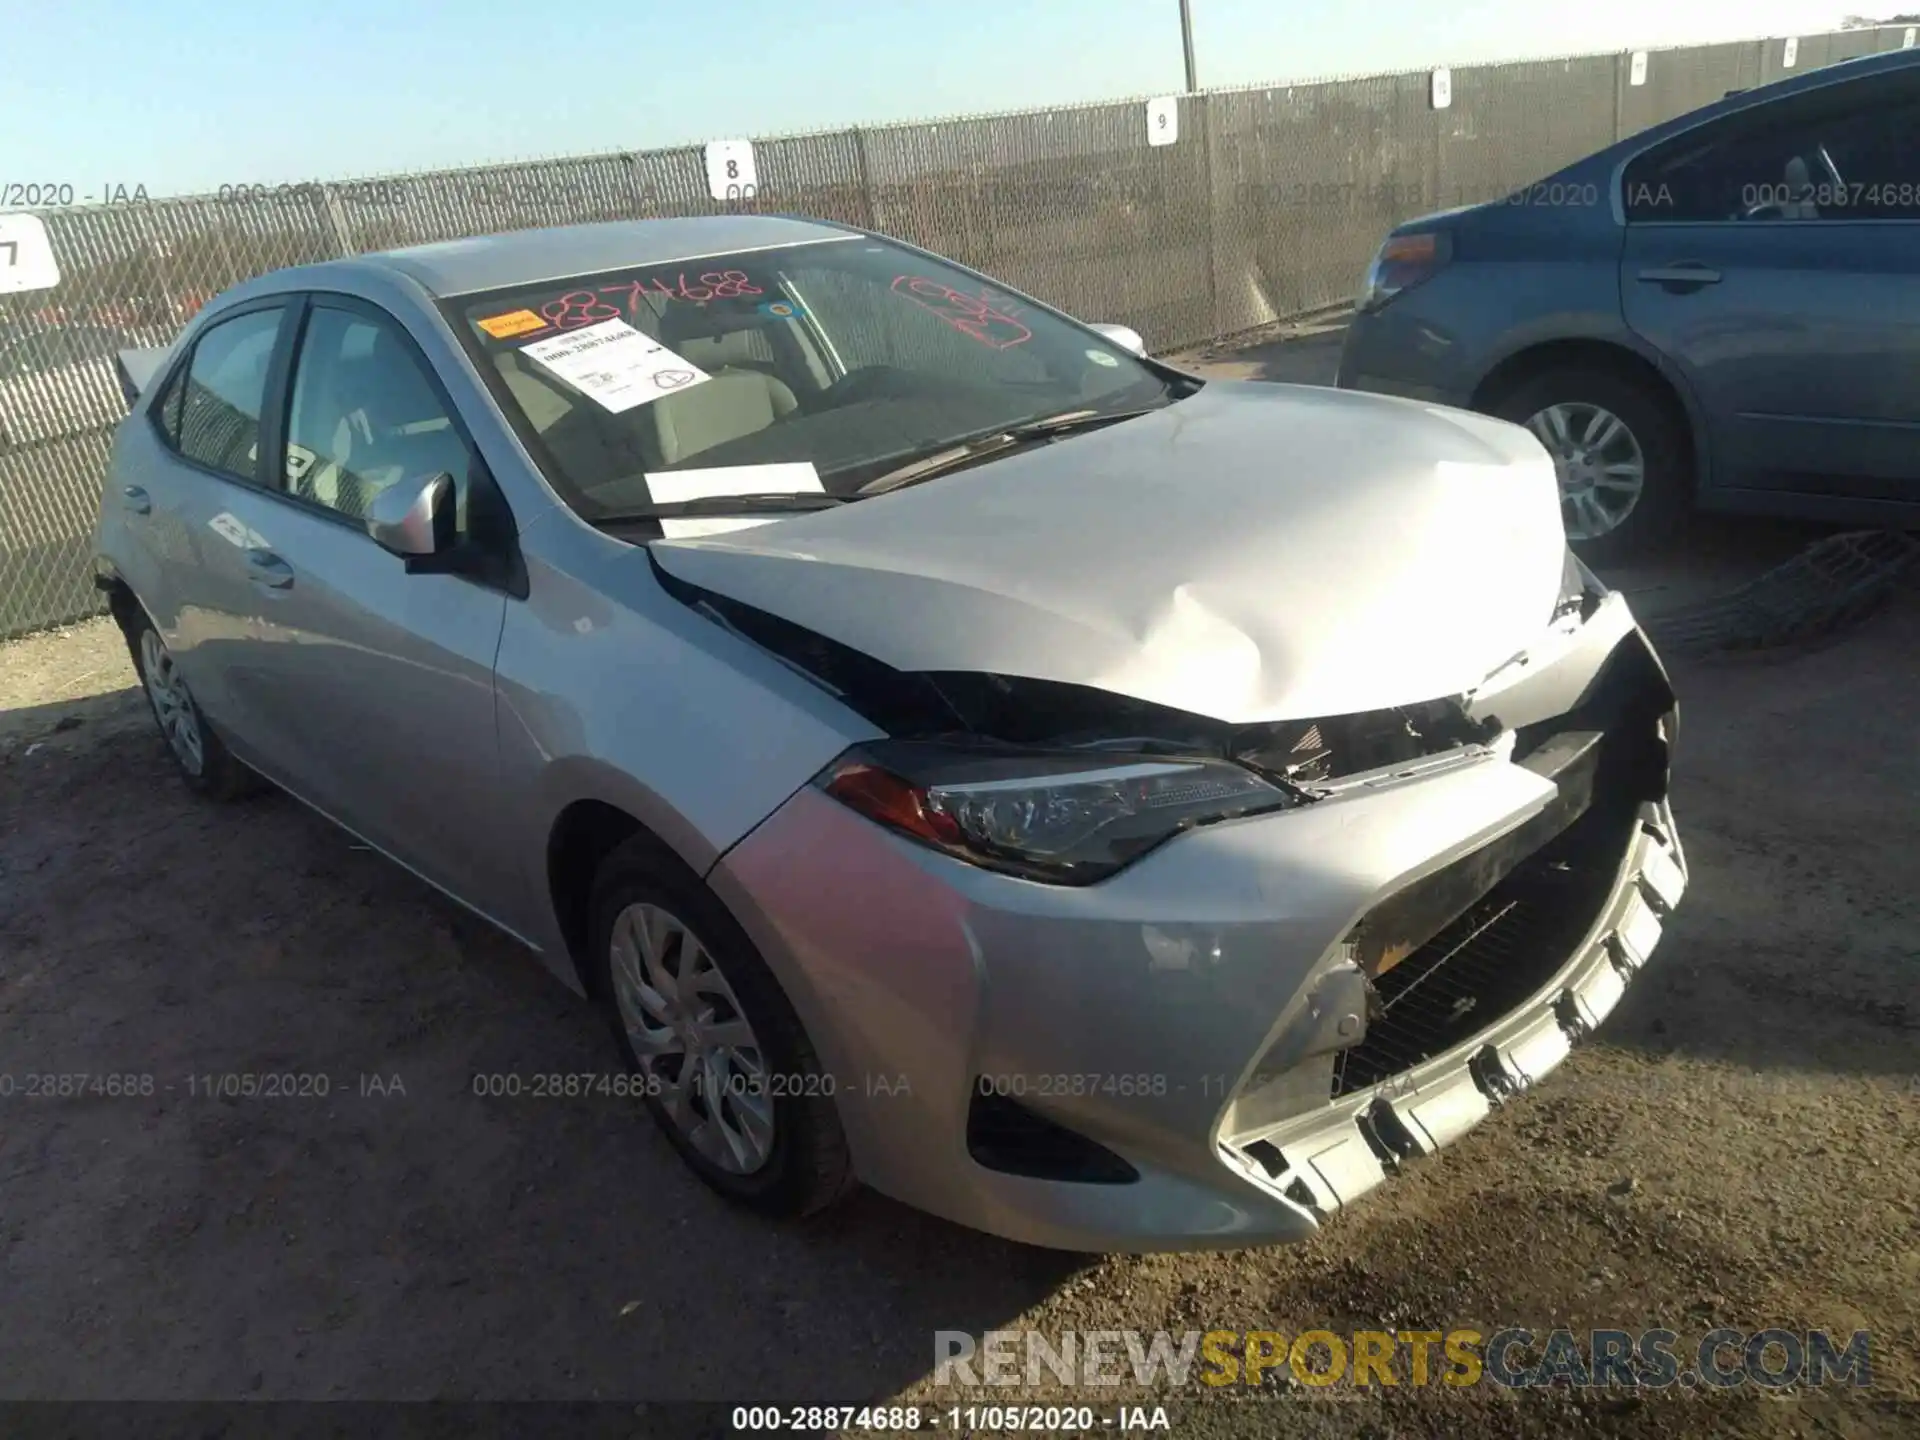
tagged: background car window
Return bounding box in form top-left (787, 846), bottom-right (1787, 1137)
top-left (0, 326), bottom-right (127, 380)
top-left (283, 306), bottom-right (473, 526)
top-left (1625, 70), bottom-right (1920, 223)
top-left (173, 307), bottom-right (283, 481)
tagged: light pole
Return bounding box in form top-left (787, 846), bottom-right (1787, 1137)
top-left (1179, 0), bottom-right (1199, 92)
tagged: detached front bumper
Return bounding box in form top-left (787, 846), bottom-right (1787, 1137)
top-left (710, 595), bottom-right (1683, 1252)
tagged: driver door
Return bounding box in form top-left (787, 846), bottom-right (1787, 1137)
top-left (227, 295), bottom-right (523, 916)
top-left (1619, 65), bottom-right (1920, 499)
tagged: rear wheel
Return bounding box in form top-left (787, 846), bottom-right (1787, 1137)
top-left (1488, 365), bottom-right (1690, 562)
top-left (123, 610), bottom-right (260, 800)
top-left (588, 836), bottom-right (854, 1217)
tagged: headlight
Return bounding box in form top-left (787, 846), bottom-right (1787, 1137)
top-left (1360, 230), bottom-right (1451, 310)
top-left (816, 741), bottom-right (1294, 884)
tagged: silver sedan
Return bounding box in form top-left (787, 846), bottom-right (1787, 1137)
top-left (94, 215), bottom-right (1686, 1250)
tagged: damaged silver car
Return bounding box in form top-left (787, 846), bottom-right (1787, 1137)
top-left (95, 215), bottom-right (1686, 1251)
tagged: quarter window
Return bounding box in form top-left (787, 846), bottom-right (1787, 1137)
top-left (175, 307), bottom-right (284, 481)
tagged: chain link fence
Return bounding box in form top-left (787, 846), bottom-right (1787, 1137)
top-left (1, 26), bottom-right (1909, 637)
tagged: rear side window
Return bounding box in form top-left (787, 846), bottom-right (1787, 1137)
top-left (1624, 69), bottom-right (1920, 223)
top-left (173, 307), bottom-right (284, 481)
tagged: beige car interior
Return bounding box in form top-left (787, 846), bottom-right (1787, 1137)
top-left (490, 319), bottom-right (802, 476)
top-left (288, 324), bottom-right (467, 520)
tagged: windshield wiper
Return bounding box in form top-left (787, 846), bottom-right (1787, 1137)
top-left (854, 405), bottom-right (1164, 498)
top-left (1008, 405), bottom-right (1162, 439)
top-left (594, 492), bottom-right (850, 523)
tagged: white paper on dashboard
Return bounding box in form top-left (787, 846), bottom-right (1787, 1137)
top-left (644, 462), bottom-right (824, 503)
top-left (647, 463), bottom-right (827, 540)
top-left (521, 319), bottom-right (711, 414)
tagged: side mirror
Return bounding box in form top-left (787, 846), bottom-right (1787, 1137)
top-left (1088, 322), bottom-right (1148, 357)
top-left (366, 472), bottom-right (456, 560)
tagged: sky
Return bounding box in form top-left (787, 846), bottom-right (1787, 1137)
top-left (0, 0), bottom-right (1863, 198)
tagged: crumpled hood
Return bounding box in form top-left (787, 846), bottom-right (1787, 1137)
top-left (650, 381), bottom-right (1566, 724)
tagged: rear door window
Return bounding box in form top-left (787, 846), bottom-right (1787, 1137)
top-left (1624, 69), bottom-right (1920, 223)
top-left (172, 307), bottom-right (286, 482)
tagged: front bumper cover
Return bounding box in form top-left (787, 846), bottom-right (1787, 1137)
top-left (709, 598), bottom-right (1683, 1251)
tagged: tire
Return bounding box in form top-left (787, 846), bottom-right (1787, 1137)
top-left (587, 835), bottom-right (854, 1218)
top-left (1488, 364), bottom-right (1691, 564)
top-left (121, 608), bottom-right (262, 801)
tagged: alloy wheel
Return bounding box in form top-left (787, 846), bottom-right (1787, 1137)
top-left (1524, 401), bottom-right (1647, 542)
top-left (139, 628), bottom-right (206, 776)
top-left (608, 902), bottom-right (775, 1175)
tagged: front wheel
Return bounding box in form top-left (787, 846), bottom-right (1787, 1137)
top-left (1489, 365), bottom-right (1691, 563)
top-left (587, 837), bottom-right (854, 1217)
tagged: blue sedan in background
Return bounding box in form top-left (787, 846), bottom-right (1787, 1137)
top-left (1338, 48), bottom-right (1920, 558)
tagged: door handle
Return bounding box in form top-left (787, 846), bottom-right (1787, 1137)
top-left (121, 485), bottom-right (151, 515)
top-left (245, 549), bottom-right (295, 590)
top-left (1637, 264), bottom-right (1723, 286)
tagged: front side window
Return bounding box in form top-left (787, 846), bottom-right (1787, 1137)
top-left (174, 307), bottom-right (284, 481)
top-left (1624, 69), bottom-right (1920, 223)
top-left (282, 304), bottom-right (474, 526)
top-left (449, 236), bottom-right (1179, 521)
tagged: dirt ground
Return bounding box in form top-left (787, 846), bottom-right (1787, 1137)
top-left (2, 343), bottom-right (1917, 1436)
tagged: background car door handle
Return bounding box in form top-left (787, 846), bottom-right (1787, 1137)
top-left (1637, 264), bottom-right (1723, 286)
top-left (120, 485), bottom-right (151, 515)
top-left (245, 550), bottom-right (295, 590)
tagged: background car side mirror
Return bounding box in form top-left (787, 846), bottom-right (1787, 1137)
top-left (366, 472), bottom-right (456, 563)
top-left (1088, 323), bottom-right (1148, 357)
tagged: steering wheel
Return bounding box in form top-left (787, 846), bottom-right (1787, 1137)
top-left (816, 365), bottom-right (922, 409)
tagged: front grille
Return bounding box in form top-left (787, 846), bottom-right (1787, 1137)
top-left (1326, 628), bottom-right (1675, 1101)
top-left (1331, 797), bottom-right (1638, 1098)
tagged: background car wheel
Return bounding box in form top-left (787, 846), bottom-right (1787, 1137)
top-left (121, 610), bottom-right (261, 800)
top-left (1488, 365), bottom-right (1691, 563)
top-left (588, 836), bottom-right (854, 1218)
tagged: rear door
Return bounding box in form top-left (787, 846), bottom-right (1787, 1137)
top-left (121, 300), bottom-right (294, 752)
top-left (213, 294), bottom-right (521, 912)
top-left (1619, 64), bottom-right (1920, 502)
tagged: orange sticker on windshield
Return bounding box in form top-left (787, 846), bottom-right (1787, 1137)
top-left (477, 308), bottom-right (548, 339)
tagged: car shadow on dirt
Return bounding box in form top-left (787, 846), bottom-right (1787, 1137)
top-left (0, 723), bottom-right (1086, 1401)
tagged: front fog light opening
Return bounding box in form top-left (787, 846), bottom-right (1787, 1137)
top-left (967, 1088), bottom-right (1139, 1184)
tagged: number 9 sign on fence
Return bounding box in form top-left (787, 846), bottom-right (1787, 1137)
top-left (704, 139), bottom-right (759, 203)
top-left (0, 213), bottom-right (61, 294)
top-left (1146, 97), bottom-right (1179, 147)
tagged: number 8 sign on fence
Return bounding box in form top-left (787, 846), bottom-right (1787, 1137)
top-left (704, 139), bottom-right (759, 203)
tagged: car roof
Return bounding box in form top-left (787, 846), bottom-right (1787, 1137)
top-left (359, 214), bottom-right (859, 298)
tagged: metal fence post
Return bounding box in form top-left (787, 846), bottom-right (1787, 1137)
top-left (853, 126), bottom-right (879, 233)
top-left (1198, 92), bottom-right (1223, 341)
top-left (320, 183), bottom-right (357, 257)
top-left (1612, 51), bottom-right (1625, 144)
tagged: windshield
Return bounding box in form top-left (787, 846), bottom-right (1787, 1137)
top-left (446, 236), bottom-right (1179, 523)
